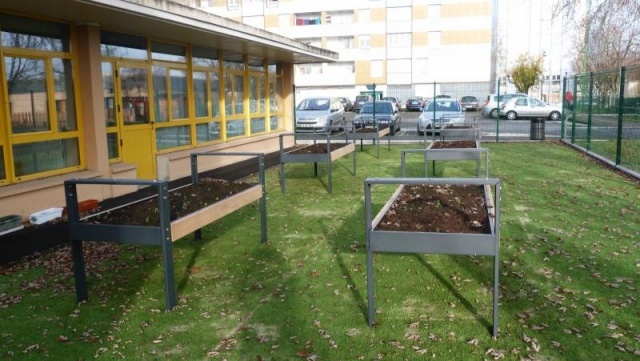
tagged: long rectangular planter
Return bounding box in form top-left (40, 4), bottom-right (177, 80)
top-left (364, 177), bottom-right (501, 337)
top-left (401, 146), bottom-right (489, 178)
top-left (347, 127), bottom-right (390, 158)
top-left (280, 133), bottom-right (356, 193)
top-left (65, 152), bottom-right (267, 311)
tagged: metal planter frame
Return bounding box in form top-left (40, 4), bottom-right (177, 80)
top-left (364, 177), bottom-right (501, 337)
top-left (280, 133), bottom-right (356, 194)
top-left (345, 125), bottom-right (391, 158)
top-left (64, 152), bottom-right (266, 310)
top-left (401, 147), bottom-right (489, 178)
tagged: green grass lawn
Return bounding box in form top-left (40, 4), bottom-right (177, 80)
top-left (1, 141), bottom-right (638, 360)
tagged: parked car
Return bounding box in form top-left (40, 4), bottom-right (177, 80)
top-left (381, 96), bottom-right (401, 112)
top-left (500, 96), bottom-right (562, 121)
top-left (417, 98), bottom-right (465, 135)
top-left (459, 95), bottom-right (479, 111)
top-left (353, 95), bottom-right (373, 112)
top-left (482, 93), bottom-right (528, 118)
top-left (352, 100), bottom-right (402, 135)
top-left (295, 97), bottom-right (346, 133)
top-left (337, 97), bottom-right (353, 111)
top-left (405, 97), bottom-right (425, 112)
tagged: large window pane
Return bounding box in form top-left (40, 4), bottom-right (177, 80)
top-left (196, 122), bottom-right (221, 143)
top-left (156, 126), bottom-right (190, 150)
top-left (52, 58), bottom-right (77, 131)
top-left (0, 14), bottom-right (70, 52)
top-left (170, 69), bottom-right (187, 119)
top-left (193, 71), bottom-right (208, 118)
top-left (5, 57), bottom-right (50, 134)
top-left (192, 47), bottom-right (219, 68)
top-left (100, 31), bottom-right (148, 60)
top-left (13, 138), bottom-right (79, 177)
top-left (249, 75), bottom-right (265, 114)
top-left (102, 62), bottom-right (116, 127)
top-left (211, 72), bottom-right (220, 117)
top-left (152, 66), bottom-right (168, 122)
top-left (234, 74), bottom-right (244, 114)
top-left (120, 67), bottom-right (150, 124)
top-left (151, 41), bottom-right (186, 63)
top-left (107, 132), bottom-right (119, 159)
top-left (250, 116), bottom-right (265, 133)
top-left (226, 119), bottom-right (245, 138)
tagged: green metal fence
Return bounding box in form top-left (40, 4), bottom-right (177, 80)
top-left (562, 65), bottom-right (640, 177)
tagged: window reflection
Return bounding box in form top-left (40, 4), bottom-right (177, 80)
top-left (120, 67), bottom-right (149, 124)
top-left (5, 57), bottom-right (50, 134)
top-left (53, 58), bottom-right (77, 131)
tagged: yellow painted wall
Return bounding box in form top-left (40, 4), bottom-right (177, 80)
top-left (413, 32), bottom-right (428, 47)
top-left (370, 8), bottom-right (386, 22)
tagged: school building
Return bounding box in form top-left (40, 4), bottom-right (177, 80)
top-left (0, 0), bottom-right (336, 220)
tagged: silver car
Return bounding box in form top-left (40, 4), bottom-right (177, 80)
top-left (417, 98), bottom-right (466, 135)
top-left (500, 96), bottom-right (562, 121)
top-left (482, 93), bottom-right (528, 118)
top-left (295, 97), bottom-right (346, 133)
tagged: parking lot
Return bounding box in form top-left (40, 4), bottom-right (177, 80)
top-left (342, 109), bottom-right (563, 141)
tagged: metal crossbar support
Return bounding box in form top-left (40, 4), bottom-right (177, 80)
top-left (190, 151), bottom-right (267, 243)
top-left (344, 125), bottom-right (391, 158)
top-left (280, 133), bottom-right (356, 194)
top-left (364, 177), bottom-right (501, 337)
top-left (401, 148), bottom-right (490, 178)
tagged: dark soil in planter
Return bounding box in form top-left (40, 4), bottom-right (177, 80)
top-left (288, 143), bottom-right (350, 154)
top-left (88, 178), bottom-right (254, 226)
top-left (375, 184), bottom-right (491, 234)
top-left (431, 140), bottom-right (476, 149)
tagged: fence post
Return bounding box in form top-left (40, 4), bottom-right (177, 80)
top-left (616, 67), bottom-right (626, 165)
top-left (586, 72), bottom-right (594, 151)
top-left (561, 77), bottom-right (567, 139)
top-left (571, 77), bottom-right (578, 144)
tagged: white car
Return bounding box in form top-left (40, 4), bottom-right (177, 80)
top-left (417, 98), bottom-right (466, 135)
top-left (295, 97), bottom-right (346, 133)
top-left (500, 96), bottom-right (562, 121)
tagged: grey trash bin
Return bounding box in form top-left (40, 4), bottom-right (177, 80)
top-left (530, 118), bottom-right (545, 140)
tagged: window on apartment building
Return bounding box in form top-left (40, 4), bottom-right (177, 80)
top-left (326, 11), bottom-right (353, 25)
top-left (1, 14), bottom-right (81, 182)
top-left (295, 13), bottom-right (321, 26)
top-left (266, 0), bottom-right (279, 7)
top-left (359, 35), bottom-right (371, 49)
top-left (429, 31), bottom-right (441, 47)
top-left (359, 9), bottom-right (370, 23)
top-left (387, 7), bottom-right (411, 22)
top-left (429, 4), bottom-right (441, 19)
top-left (387, 33), bottom-right (411, 47)
top-left (327, 62), bottom-right (354, 74)
top-left (298, 64), bottom-right (322, 75)
top-left (414, 57), bottom-right (428, 79)
top-left (228, 0), bottom-right (239, 10)
top-left (326, 36), bottom-right (354, 51)
top-left (371, 60), bottom-right (383, 77)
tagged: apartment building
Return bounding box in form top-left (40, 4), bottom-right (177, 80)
top-left (197, 0), bottom-right (493, 102)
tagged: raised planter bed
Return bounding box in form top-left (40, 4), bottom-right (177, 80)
top-left (64, 152), bottom-right (267, 310)
top-left (280, 133), bottom-right (356, 193)
top-left (346, 125), bottom-right (390, 158)
top-left (364, 177), bottom-right (501, 337)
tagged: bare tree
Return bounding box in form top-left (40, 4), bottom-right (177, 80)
top-left (553, 0), bottom-right (640, 73)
